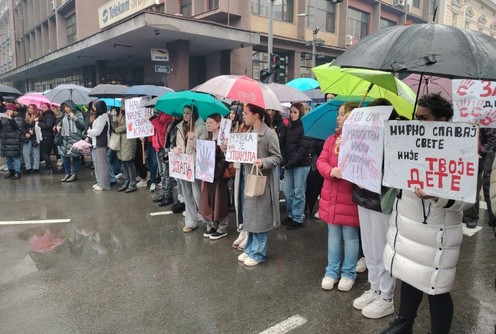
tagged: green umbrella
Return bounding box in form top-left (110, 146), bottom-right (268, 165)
top-left (312, 64), bottom-right (416, 119)
top-left (155, 91), bottom-right (229, 119)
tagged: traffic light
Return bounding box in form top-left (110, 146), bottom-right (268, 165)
top-left (270, 54), bottom-right (280, 72)
top-left (260, 69), bottom-right (271, 83)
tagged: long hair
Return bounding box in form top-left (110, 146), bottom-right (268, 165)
top-left (206, 113), bottom-right (222, 140)
top-left (289, 102), bottom-right (305, 126)
top-left (246, 103), bottom-right (271, 128)
top-left (25, 104), bottom-right (40, 124)
top-left (182, 105), bottom-right (199, 137)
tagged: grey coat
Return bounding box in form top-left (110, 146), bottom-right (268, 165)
top-left (113, 113), bottom-right (136, 162)
top-left (242, 122), bottom-right (282, 233)
top-left (59, 105), bottom-right (85, 158)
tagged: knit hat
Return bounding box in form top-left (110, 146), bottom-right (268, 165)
top-left (5, 103), bottom-right (17, 111)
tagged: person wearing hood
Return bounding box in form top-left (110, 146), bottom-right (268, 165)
top-left (86, 100), bottom-right (111, 191)
top-left (56, 100), bottom-right (85, 182)
top-left (0, 103), bottom-right (23, 179)
top-left (37, 102), bottom-right (56, 175)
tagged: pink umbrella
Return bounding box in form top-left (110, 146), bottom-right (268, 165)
top-left (192, 75), bottom-right (284, 111)
top-left (17, 93), bottom-right (55, 107)
top-left (402, 74), bottom-right (452, 100)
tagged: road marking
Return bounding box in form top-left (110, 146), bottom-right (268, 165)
top-left (0, 219), bottom-right (71, 226)
top-left (279, 199), bottom-right (286, 203)
top-left (149, 211), bottom-right (174, 216)
top-left (258, 315), bottom-right (307, 334)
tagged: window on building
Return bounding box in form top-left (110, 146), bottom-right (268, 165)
top-left (347, 8), bottom-right (369, 40)
top-left (380, 18), bottom-right (396, 29)
top-left (208, 0), bottom-right (219, 10)
top-left (411, 0), bottom-right (420, 8)
top-left (252, 0), bottom-right (293, 22)
top-left (452, 13), bottom-right (458, 26)
top-left (179, 0), bottom-right (192, 17)
top-left (66, 13), bottom-right (76, 44)
top-left (306, 0), bottom-right (337, 33)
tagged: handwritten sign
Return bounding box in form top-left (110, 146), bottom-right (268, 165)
top-left (169, 152), bottom-right (195, 182)
top-left (383, 121), bottom-right (479, 203)
top-left (453, 79), bottom-right (496, 127)
top-left (218, 118), bottom-right (232, 146)
top-left (339, 106), bottom-right (393, 194)
top-left (125, 97), bottom-right (155, 139)
top-left (225, 133), bottom-right (257, 163)
top-left (195, 140), bottom-right (216, 183)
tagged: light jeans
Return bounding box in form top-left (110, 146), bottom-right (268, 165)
top-left (23, 141), bottom-right (40, 170)
top-left (325, 224), bottom-right (359, 280)
top-left (283, 165), bottom-right (310, 223)
top-left (244, 232), bottom-right (268, 263)
top-left (358, 206), bottom-right (396, 299)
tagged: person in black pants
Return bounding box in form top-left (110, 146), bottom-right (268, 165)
top-left (37, 103), bottom-right (55, 174)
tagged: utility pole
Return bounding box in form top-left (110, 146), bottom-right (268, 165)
top-left (266, 0), bottom-right (274, 83)
top-left (312, 27), bottom-right (319, 71)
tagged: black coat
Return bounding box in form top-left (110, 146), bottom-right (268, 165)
top-left (38, 110), bottom-right (55, 142)
top-left (0, 116), bottom-right (22, 157)
top-left (280, 119), bottom-right (313, 169)
top-left (352, 184), bottom-right (382, 213)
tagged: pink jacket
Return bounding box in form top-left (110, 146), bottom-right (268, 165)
top-left (316, 133), bottom-right (359, 227)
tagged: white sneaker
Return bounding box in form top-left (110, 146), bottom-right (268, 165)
top-left (353, 289), bottom-right (381, 310)
top-left (232, 231), bottom-right (246, 249)
top-left (314, 212), bottom-right (320, 219)
top-left (321, 276), bottom-right (338, 290)
top-left (182, 211), bottom-right (186, 217)
top-left (362, 298), bottom-right (395, 319)
top-left (338, 277), bottom-right (355, 291)
top-left (244, 257), bottom-right (260, 266)
top-left (149, 183), bottom-right (156, 192)
top-left (136, 179), bottom-right (148, 187)
top-left (92, 184), bottom-right (98, 189)
top-left (115, 173), bottom-right (124, 179)
top-left (93, 185), bottom-right (103, 191)
top-left (56, 159), bottom-right (63, 167)
top-left (237, 234), bottom-right (247, 250)
top-left (356, 257), bottom-right (367, 273)
top-left (238, 253), bottom-right (249, 262)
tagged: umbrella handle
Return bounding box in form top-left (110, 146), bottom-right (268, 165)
top-left (141, 138), bottom-right (146, 164)
top-left (412, 73), bottom-right (424, 119)
top-left (358, 83), bottom-right (374, 108)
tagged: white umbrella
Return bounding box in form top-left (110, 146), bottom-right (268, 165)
top-left (267, 83), bottom-right (312, 103)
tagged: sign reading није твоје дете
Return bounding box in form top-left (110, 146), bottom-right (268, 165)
top-left (98, 0), bottom-right (159, 29)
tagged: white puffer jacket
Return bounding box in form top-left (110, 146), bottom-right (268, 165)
top-left (383, 190), bottom-right (471, 295)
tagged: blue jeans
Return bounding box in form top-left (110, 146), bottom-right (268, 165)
top-left (23, 141), bottom-right (40, 170)
top-left (283, 166), bottom-right (310, 223)
top-left (6, 156), bottom-right (21, 173)
top-left (325, 224), bottom-right (359, 280)
top-left (107, 149), bottom-right (121, 175)
top-left (63, 156), bottom-right (80, 175)
top-left (145, 146), bottom-right (158, 184)
top-left (244, 232), bottom-right (268, 263)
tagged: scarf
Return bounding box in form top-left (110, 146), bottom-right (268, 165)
top-left (61, 114), bottom-right (78, 136)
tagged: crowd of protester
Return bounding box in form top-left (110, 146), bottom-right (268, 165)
top-left (1, 92), bottom-right (492, 334)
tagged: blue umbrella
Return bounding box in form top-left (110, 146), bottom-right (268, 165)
top-left (155, 91), bottom-right (229, 120)
top-left (302, 96), bottom-right (373, 140)
top-left (125, 85), bottom-right (174, 97)
top-left (286, 78), bottom-right (319, 91)
top-left (101, 98), bottom-right (122, 108)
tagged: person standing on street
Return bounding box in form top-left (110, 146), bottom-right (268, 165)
top-left (58, 100), bottom-right (85, 182)
top-left (37, 103), bottom-right (55, 175)
top-left (0, 103), bottom-right (23, 180)
top-left (21, 104), bottom-right (41, 174)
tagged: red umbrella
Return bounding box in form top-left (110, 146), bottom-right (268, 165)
top-left (192, 75), bottom-right (284, 111)
top-left (402, 74), bottom-right (452, 100)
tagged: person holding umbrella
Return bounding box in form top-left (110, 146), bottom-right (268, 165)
top-left (381, 93), bottom-right (472, 334)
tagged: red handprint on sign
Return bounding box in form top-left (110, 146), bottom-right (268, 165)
top-left (480, 109), bottom-right (496, 126)
top-left (456, 99), bottom-right (471, 117)
top-left (127, 122), bottom-right (133, 132)
top-left (471, 99), bottom-right (484, 117)
top-left (456, 79), bottom-right (475, 96)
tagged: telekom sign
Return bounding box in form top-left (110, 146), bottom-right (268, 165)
top-left (98, 0), bottom-right (159, 29)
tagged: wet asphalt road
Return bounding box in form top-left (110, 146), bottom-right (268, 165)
top-left (0, 167), bottom-right (495, 334)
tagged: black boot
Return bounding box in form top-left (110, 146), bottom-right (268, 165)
top-left (153, 194), bottom-right (165, 203)
top-left (4, 170), bottom-right (15, 178)
top-left (380, 314), bottom-right (414, 334)
top-left (159, 197), bottom-right (174, 207)
top-left (11, 172), bottom-right (21, 180)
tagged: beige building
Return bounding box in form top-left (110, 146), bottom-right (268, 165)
top-left (438, 0), bottom-right (496, 37)
top-left (0, 0), bottom-right (434, 93)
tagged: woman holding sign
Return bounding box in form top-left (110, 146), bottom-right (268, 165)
top-left (237, 104), bottom-right (282, 266)
top-left (173, 105), bottom-right (208, 233)
top-left (380, 94), bottom-right (472, 334)
top-left (198, 113), bottom-right (230, 240)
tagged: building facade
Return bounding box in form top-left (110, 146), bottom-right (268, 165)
top-left (0, 0), bottom-right (437, 93)
top-left (439, 0), bottom-right (496, 36)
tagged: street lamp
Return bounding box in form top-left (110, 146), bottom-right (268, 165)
top-left (299, 13), bottom-right (324, 77)
top-left (266, 0), bottom-right (275, 83)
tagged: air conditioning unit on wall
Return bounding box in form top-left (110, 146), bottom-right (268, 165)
top-left (345, 35), bottom-right (353, 47)
top-left (393, 0), bottom-right (405, 6)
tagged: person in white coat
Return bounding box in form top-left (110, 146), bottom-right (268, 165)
top-left (380, 94), bottom-right (472, 334)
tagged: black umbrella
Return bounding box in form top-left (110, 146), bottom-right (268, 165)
top-left (0, 84), bottom-right (22, 96)
top-left (333, 24), bottom-right (496, 80)
top-left (89, 84), bottom-right (129, 98)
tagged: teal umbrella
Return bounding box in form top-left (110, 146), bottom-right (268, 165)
top-left (155, 91), bottom-right (229, 119)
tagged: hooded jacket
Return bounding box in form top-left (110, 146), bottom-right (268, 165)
top-left (59, 100), bottom-right (85, 157)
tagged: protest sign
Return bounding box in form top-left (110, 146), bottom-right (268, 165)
top-left (225, 133), bottom-right (257, 163)
top-left (453, 79), bottom-right (496, 127)
top-left (339, 106), bottom-right (393, 194)
top-left (125, 97), bottom-right (154, 139)
top-left (383, 121), bottom-right (479, 203)
top-left (196, 140), bottom-right (216, 183)
top-left (169, 152), bottom-right (195, 182)
top-left (218, 118), bottom-right (232, 146)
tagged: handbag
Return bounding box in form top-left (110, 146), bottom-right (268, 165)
top-left (108, 133), bottom-right (121, 151)
top-left (222, 162), bottom-right (236, 179)
top-left (244, 164), bottom-right (267, 197)
top-left (380, 187), bottom-right (397, 215)
top-left (54, 132), bottom-right (62, 146)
